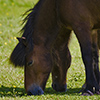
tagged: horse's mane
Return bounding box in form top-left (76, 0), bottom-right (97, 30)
top-left (10, 1), bottom-right (41, 67)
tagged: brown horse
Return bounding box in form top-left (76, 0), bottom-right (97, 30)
top-left (10, 0), bottom-right (100, 96)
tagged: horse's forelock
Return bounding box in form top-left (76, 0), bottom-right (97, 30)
top-left (10, 36), bottom-right (34, 67)
top-left (10, 42), bottom-right (26, 67)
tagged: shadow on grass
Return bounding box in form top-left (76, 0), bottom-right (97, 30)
top-left (0, 85), bottom-right (82, 97)
top-left (0, 85), bottom-right (26, 97)
top-left (44, 87), bottom-right (82, 96)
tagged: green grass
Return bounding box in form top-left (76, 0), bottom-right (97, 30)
top-left (0, 0), bottom-right (100, 99)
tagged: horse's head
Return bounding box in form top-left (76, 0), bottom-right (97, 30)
top-left (24, 41), bottom-right (52, 95)
top-left (10, 36), bottom-right (51, 95)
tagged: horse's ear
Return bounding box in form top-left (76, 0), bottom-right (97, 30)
top-left (17, 37), bottom-right (27, 47)
top-left (21, 37), bottom-right (27, 47)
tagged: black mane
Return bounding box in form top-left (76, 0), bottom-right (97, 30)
top-left (10, 1), bottom-right (41, 67)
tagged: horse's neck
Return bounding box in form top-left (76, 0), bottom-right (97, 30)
top-left (34, 0), bottom-right (58, 33)
top-left (33, 0), bottom-right (59, 46)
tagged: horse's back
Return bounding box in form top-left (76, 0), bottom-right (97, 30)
top-left (58, 0), bottom-right (100, 29)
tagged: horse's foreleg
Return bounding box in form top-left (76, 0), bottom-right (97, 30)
top-left (97, 30), bottom-right (100, 88)
top-left (51, 28), bottom-right (71, 92)
top-left (73, 23), bottom-right (100, 95)
top-left (81, 30), bottom-right (100, 94)
top-left (92, 30), bottom-right (99, 87)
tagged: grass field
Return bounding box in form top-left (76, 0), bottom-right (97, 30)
top-left (0, 0), bottom-right (100, 99)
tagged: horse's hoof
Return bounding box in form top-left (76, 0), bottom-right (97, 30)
top-left (95, 91), bottom-right (100, 95)
top-left (81, 90), bottom-right (94, 96)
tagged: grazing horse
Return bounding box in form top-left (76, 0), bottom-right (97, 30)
top-left (10, 0), bottom-right (100, 96)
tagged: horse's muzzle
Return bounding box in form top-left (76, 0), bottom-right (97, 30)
top-left (27, 86), bottom-right (44, 95)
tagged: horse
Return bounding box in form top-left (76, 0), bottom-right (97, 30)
top-left (10, 0), bottom-right (100, 96)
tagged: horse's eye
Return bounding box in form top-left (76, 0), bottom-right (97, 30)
top-left (27, 61), bottom-right (34, 66)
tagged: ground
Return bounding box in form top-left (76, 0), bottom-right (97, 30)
top-left (0, 0), bottom-right (100, 99)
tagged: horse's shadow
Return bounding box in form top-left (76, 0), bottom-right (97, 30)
top-left (0, 85), bottom-right (81, 97)
top-left (45, 87), bottom-right (81, 96)
top-left (0, 85), bottom-right (26, 97)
